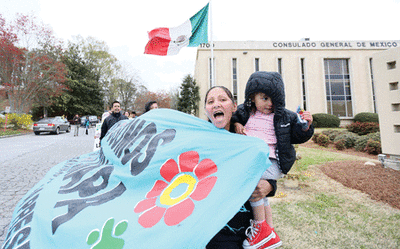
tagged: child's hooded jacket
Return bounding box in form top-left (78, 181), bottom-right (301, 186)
top-left (232, 71), bottom-right (314, 174)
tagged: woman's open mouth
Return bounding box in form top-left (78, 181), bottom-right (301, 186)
top-left (213, 111), bottom-right (224, 119)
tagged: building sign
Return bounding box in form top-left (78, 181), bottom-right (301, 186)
top-left (272, 41), bottom-right (398, 49)
top-left (200, 40), bottom-right (400, 50)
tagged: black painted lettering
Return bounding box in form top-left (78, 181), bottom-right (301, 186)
top-left (60, 165), bottom-right (100, 190)
top-left (5, 213), bottom-right (33, 243)
top-left (113, 120), bottom-right (147, 158)
top-left (2, 226), bottom-right (30, 249)
top-left (129, 129), bottom-right (176, 176)
top-left (120, 122), bottom-right (157, 165)
top-left (59, 166), bottom-right (114, 197)
top-left (52, 182), bottom-right (126, 234)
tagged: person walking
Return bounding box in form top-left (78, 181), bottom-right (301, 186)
top-left (72, 114), bottom-right (81, 137)
top-left (85, 116), bottom-right (90, 135)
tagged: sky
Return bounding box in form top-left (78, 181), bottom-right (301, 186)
top-left (2, 0), bottom-right (400, 92)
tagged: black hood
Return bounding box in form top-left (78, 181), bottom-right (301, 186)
top-left (244, 71), bottom-right (285, 115)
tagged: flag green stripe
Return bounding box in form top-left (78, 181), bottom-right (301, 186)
top-left (188, 3), bottom-right (209, 47)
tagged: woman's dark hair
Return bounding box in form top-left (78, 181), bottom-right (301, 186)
top-left (204, 86), bottom-right (235, 104)
top-left (144, 101), bottom-right (157, 113)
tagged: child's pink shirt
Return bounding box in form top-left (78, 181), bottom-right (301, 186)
top-left (244, 111), bottom-right (277, 159)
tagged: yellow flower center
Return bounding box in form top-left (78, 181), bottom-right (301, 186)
top-left (160, 174), bottom-right (196, 206)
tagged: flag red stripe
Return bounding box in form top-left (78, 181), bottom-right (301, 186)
top-left (144, 28), bottom-right (171, 56)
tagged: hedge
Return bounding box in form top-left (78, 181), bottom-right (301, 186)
top-left (353, 112), bottom-right (379, 123)
top-left (312, 113), bottom-right (340, 128)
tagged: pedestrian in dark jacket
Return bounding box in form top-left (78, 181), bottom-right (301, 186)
top-left (100, 101), bottom-right (128, 141)
top-left (232, 71), bottom-right (314, 249)
top-left (72, 114), bottom-right (81, 137)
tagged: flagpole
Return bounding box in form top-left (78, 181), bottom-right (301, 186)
top-left (209, 0), bottom-right (214, 87)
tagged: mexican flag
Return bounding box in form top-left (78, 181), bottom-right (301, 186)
top-left (144, 3), bottom-right (209, 56)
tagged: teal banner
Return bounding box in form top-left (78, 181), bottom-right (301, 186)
top-left (2, 109), bottom-right (270, 249)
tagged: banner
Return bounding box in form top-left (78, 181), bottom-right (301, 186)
top-left (2, 109), bottom-right (271, 249)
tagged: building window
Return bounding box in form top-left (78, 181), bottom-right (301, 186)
top-left (387, 61), bottom-right (396, 70)
top-left (232, 58), bottom-right (238, 102)
top-left (255, 58), bottom-right (259, 72)
top-left (301, 58), bottom-right (307, 110)
top-left (389, 82), bottom-right (399, 91)
top-left (209, 58), bottom-right (215, 88)
top-left (277, 58), bottom-right (282, 75)
top-left (369, 58), bottom-right (377, 113)
top-left (324, 59), bottom-right (353, 117)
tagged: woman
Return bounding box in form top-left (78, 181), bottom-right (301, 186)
top-left (144, 101), bottom-right (158, 113)
top-left (204, 86), bottom-right (277, 249)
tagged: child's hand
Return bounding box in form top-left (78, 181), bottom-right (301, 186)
top-left (234, 123), bottom-right (246, 135)
top-left (301, 111), bottom-right (313, 130)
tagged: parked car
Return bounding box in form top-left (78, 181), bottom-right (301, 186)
top-left (88, 115), bottom-right (99, 125)
top-left (33, 117), bottom-right (71, 135)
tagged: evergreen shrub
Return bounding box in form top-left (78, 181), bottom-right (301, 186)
top-left (312, 113), bottom-right (340, 128)
top-left (333, 132), bottom-right (359, 148)
top-left (353, 112), bottom-right (379, 123)
top-left (322, 129), bottom-right (345, 141)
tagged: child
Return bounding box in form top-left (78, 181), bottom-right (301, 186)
top-left (85, 117), bottom-right (90, 135)
top-left (232, 71), bottom-right (314, 249)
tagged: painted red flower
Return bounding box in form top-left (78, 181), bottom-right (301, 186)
top-left (134, 151), bottom-right (218, 228)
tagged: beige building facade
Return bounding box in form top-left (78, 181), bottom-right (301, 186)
top-left (194, 40), bottom-right (399, 127)
top-left (372, 47), bottom-right (400, 158)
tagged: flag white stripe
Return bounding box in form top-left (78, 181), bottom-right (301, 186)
top-left (167, 20), bottom-right (192, 55)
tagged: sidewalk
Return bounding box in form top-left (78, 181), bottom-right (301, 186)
top-left (0, 130), bottom-right (95, 246)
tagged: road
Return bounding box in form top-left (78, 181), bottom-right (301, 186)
top-left (0, 127), bottom-right (96, 246)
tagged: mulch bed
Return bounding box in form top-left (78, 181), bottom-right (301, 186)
top-left (319, 161), bottom-right (400, 209)
top-left (300, 140), bottom-right (400, 210)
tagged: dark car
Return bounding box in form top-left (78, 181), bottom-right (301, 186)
top-left (33, 117), bottom-right (71, 135)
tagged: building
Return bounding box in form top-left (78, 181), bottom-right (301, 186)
top-left (194, 40), bottom-right (400, 127)
top-left (372, 46), bottom-right (400, 165)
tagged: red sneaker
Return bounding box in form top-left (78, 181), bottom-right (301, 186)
top-left (242, 220), bottom-right (274, 249)
top-left (258, 228), bottom-right (282, 249)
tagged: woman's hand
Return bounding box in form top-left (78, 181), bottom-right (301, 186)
top-left (250, 180), bottom-right (273, 202)
top-left (234, 123), bottom-right (246, 135)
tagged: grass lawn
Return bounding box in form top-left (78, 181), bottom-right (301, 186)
top-left (270, 146), bottom-right (400, 249)
top-left (0, 129), bottom-right (31, 137)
